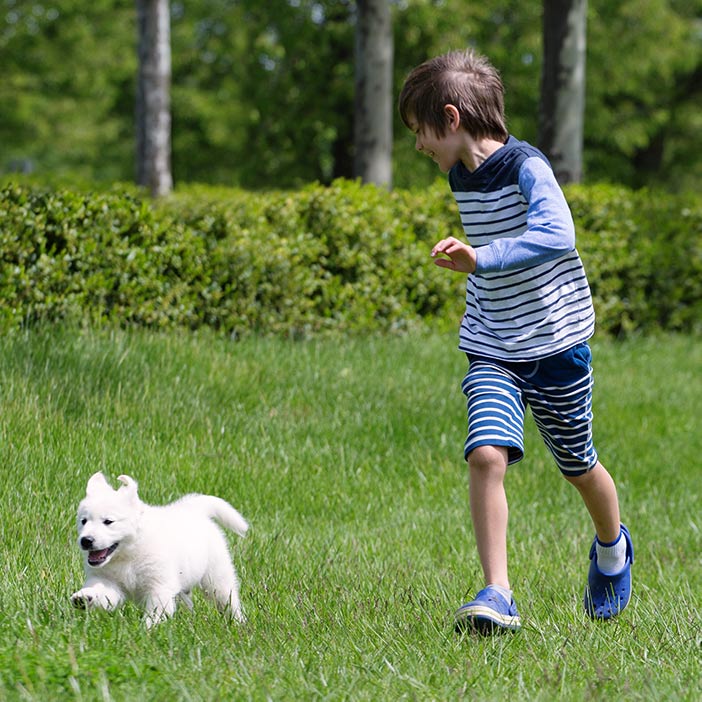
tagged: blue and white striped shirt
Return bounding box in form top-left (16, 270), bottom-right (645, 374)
top-left (449, 136), bottom-right (595, 361)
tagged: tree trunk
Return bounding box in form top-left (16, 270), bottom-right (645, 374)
top-left (538, 0), bottom-right (587, 184)
top-left (353, 0), bottom-right (393, 188)
top-left (136, 0), bottom-right (172, 197)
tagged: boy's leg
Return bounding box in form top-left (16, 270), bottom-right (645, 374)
top-left (565, 463), bottom-right (634, 618)
top-left (457, 359), bottom-right (524, 632)
top-left (468, 445), bottom-right (510, 589)
top-left (526, 343), bottom-right (634, 619)
top-left (454, 444), bottom-right (521, 633)
top-left (563, 461), bottom-right (620, 543)
top-left (461, 358), bottom-right (525, 587)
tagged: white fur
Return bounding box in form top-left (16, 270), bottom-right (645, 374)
top-left (71, 471), bottom-right (248, 628)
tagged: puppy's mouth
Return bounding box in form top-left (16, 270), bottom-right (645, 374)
top-left (87, 543), bottom-right (119, 566)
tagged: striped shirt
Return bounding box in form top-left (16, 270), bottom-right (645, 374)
top-left (449, 136), bottom-right (595, 361)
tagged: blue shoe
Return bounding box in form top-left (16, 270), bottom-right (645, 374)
top-left (454, 586), bottom-right (521, 633)
top-left (584, 524), bottom-right (634, 619)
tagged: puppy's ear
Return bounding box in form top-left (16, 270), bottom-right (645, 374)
top-left (86, 471), bottom-right (110, 496)
top-left (117, 474), bottom-right (139, 500)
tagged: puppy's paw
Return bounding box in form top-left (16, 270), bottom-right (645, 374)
top-left (70, 589), bottom-right (95, 609)
top-left (231, 607), bottom-right (246, 624)
top-left (70, 584), bottom-right (123, 611)
top-left (143, 612), bottom-right (162, 629)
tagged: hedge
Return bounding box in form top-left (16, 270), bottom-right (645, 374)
top-left (1, 180), bottom-right (700, 338)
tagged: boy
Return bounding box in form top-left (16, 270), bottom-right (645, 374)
top-left (398, 49), bottom-right (633, 633)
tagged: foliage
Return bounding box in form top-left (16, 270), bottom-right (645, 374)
top-left (1, 180), bottom-right (701, 338)
top-left (0, 0), bottom-right (136, 182)
top-left (566, 183), bottom-right (702, 335)
top-left (585, 0), bottom-right (702, 189)
top-left (0, 180), bottom-right (460, 336)
top-left (0, 0), bottom-right (700, 190)
top-left (0, 328), bottom-right (700, 699)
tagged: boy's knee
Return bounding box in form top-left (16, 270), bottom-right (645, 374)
top-left (563, 470), bottom-right (586, 486)
top-left (562, 460), bottom-right (603, 487)
top-left (468, 445), bottom-right (508, 472)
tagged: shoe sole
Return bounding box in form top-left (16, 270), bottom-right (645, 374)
top-left (454, 604), bottom-right (521, 633)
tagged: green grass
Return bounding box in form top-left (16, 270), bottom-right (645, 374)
top-left (1, 327), bottom-right (700, 701)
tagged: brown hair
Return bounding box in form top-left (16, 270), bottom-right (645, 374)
top-left (398, 49), bottom-right (508, 141)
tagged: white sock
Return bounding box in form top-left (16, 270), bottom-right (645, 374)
top-left (595, 530), bottom-right (627, 575)
top-left (489, 584), bottom-right (513, 602)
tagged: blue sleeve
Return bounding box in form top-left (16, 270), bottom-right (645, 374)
top-left (475, 157), bottom-right (576, 273)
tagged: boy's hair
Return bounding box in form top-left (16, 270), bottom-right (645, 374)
top-left (398, 49), bottom-right (508, 142)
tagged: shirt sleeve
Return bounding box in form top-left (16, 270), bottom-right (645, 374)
top-left (475, 156), bottom-right (576, 273)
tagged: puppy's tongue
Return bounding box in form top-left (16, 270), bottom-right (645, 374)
top-left (88, 548), bottom-right (112, 565)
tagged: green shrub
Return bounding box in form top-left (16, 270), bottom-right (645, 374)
top-left (567, 184), bottom-right (702, 335)
top-left (1, 180), bottom-right (700, 337)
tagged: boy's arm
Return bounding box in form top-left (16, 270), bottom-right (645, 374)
top-left (475, 157), bottom-right (576, 273)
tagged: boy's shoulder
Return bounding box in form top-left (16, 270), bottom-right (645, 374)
top-left (503, 137), bottom-right (551, 167)
top-left (449, 136), bottom-right (552, 193)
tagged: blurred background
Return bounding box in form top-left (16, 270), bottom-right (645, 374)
top-left (1, 0), bottom-right (701, 192)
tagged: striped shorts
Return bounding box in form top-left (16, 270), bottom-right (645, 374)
top-left (461, 342), bottom-right (598, 476)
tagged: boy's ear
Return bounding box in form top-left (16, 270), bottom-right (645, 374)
top-left (444, 104), bottom-right (461, 131)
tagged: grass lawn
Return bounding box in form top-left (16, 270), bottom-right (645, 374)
top-left (1, 327), bottom-right (700, 701)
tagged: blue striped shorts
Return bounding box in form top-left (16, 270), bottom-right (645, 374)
top-left (461, 342), bottom-right (598, 476)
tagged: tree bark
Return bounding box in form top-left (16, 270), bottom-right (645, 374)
top-left (354, 0), bottom-right (393, 188)
top-left (136, 0), bottom-right (173, 197)
top-left (538, 0), bottom-right (587, 184)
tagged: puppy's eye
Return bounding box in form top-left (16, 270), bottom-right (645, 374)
top-left (103, 519), bottom-right (114, 526)
top-left (80, 518), bottom-right (87, 525)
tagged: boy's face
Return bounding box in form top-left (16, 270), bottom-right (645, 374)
top-left (408, 117), bottom-right (464, 174)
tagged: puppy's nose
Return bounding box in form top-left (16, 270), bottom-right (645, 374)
top-left (80, 536), bottom-right (94, 550)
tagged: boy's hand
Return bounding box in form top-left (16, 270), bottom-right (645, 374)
top-left (431, 237), bottom-right (477, 273)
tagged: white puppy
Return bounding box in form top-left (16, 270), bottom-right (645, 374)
top-left (71, 471), bottom-right (249, 628)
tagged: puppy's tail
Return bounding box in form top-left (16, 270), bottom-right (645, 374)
top-left (186, 495), bottom-right (249, 537)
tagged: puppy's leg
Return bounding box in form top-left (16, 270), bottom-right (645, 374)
top-left (71, 580), bottom-right (125, 611)
top-left (203, 560), bottom-right (245, 623)
top-left (224, 583), bottom-right (245, 624)
top-left (143, 591), bottom-right (177, 629)
top-left (178, 591), bottom-right (194, 610)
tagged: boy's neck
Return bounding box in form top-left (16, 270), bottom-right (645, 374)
top-left (461, 136), bottom-right (508, 172)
